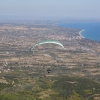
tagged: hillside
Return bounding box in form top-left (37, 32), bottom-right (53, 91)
top-left (0, 24), bottom-right (100, 99)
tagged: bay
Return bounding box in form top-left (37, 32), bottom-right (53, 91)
top-left (58, 23), bottom-right (100, 42)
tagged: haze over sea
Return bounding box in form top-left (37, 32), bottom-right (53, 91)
top-left (59, 23), bottom-right (100, 42)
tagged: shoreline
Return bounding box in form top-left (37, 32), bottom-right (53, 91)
top-left (79, 29), bottom-right (85, 38)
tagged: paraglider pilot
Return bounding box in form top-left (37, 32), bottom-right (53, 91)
top-left (47, 69), bottom-right (51, 74)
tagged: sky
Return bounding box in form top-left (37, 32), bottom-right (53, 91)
top-left (0, 0), bottom-right (100, 20)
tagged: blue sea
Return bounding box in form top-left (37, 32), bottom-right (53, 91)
top-left (59, 23), bottom-right (100, 42)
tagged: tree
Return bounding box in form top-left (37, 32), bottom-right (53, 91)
top-left (67, 90), bottom-right (83, 100)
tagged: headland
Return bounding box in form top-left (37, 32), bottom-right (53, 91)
top-left (79, 29), bottom-right (85, 38)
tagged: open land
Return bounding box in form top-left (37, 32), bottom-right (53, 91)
top-left (0, 23), bottom-right (100, 99)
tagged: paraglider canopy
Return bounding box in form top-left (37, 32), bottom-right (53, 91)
top-left (30, 40), bottom-right (64, 51)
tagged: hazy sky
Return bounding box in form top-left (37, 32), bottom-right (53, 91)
top-left (0, 0), bottom-right (100, 20)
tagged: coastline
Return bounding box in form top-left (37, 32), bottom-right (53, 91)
top-left (79, 29), bottom-right (85, 38)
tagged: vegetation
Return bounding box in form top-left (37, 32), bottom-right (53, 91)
top-left (0, 76), bottom-right (100, 100)
top-left (0, 24), bottom-right (100, 100)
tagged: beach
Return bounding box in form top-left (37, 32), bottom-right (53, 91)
top-left (79, 29), bottom-right (85, 38)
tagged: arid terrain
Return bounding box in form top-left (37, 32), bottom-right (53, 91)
top-left (0, 24), bottom-right (100, 99)
top-left (0, 24), bottom-right (100, 78)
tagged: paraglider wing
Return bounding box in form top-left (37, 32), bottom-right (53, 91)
top-left (30, 40), bottom-right (64, 51)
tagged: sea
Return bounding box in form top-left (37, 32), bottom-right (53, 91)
top-left (58, 23), bottom-right (100, 42)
